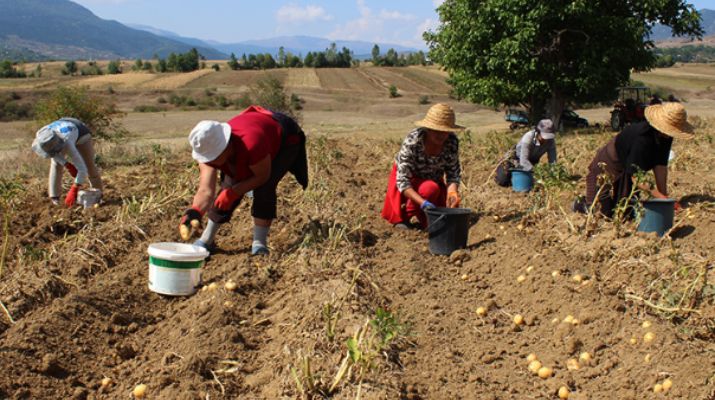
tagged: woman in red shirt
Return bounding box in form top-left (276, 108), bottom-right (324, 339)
top-left (179, 105), bottom-right (308, 255)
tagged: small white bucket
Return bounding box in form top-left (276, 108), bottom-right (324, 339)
top-left (147, 242), bottom-right (209, 296)
top-left (78, 188), bottom-right (102, 208)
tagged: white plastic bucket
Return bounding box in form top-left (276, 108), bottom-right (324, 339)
top-left (147, 242), bottom-right (209, 296)
top-left (78, 188), bottom-right (102, 208)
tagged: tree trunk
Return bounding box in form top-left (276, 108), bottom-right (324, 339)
top-left (549, 91), bottom-right (566, 132)
top-left (527, 94), bottom-right (546, 127)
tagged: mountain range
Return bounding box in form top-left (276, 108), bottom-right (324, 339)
top-left (0, 0), bottom-right (225, 60)
top-left (651, 8), bottom-right (715, 42)
top-left (127, 26), bottom-right (420, 59)
top-left (0, 0), bottom-right (712, 62)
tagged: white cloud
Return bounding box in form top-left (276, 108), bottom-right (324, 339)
top-left (379, 10), bottom-right (416, 21)
top-left (328, 0), bottom-right (422, 46)
top-left (276, 4), bottom-right (333, 23)
top-left (432, 0), bottom-right (445, 7)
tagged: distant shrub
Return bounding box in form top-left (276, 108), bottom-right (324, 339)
top-left (389, 85), bottom-right (400, 98)
top-left (418, 95), bottom-right (430, 104)
top-left (0, 92), bottom-right (33, 121)
top-left (80, 61), bottom-right (103, 76)
top-left (233, 92), bottom-right (252, 109)
top-left (251, 76), bottom-right (290, 113)
top-left (142, 61), bottom-right (153, 72)
top-left (35, 86), bottom-right (126, 141)
top-left (62, 60), bottom-right (77, 76)
top-left (211, 63), bottom-right (220, 71)
top-left (290, 93), bottom-right (304, 110)
top-left (134, 105), bottom-right (166, 112)
top-left (157, 96), bottom-right (167, 104)
top-left (0, 60), bottom-right (26, 78)
top-left (107, 60), bottom-right (122, 74)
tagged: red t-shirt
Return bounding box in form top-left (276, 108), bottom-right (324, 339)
top-left (217, 106), bottom-right (282, 181)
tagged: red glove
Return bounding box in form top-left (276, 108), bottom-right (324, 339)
top-left (674, 201), bottom-right (683, 212)
top-left (65, 163), bottom-right (78, 178)
top-left (65, 184), bottom-right (80, 208)
top-left (213, 188), bottom-right (239, 211)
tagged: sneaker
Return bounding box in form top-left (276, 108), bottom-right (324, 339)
top-left (251, 244), bottom-right (270, 256)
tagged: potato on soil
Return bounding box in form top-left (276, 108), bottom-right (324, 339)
top-left (558, 386), bottom-right (570, 399)
top-left (528, 360), bottom-right (542, 374)
top-left (537, 366), bottom-right (552, 379)
top-left (133, 384), bottom-right (147, 398)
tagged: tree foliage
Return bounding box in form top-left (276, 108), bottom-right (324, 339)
top-left (35, 86), bottom-right (126, 141)
top-left (425, 0), bottom-right (703, 125)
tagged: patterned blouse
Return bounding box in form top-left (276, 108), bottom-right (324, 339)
top-left (395, 128), bottom-right (461, 192)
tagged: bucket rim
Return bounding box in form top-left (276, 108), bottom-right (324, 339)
top-left (148, 242), bottom-right (209, 262)
top-left (508, 169), bottom-right (533, 174)
top-left (642, 198), bottom-right (676, 204)
top-left (425, 207), bottom-right (472, 215)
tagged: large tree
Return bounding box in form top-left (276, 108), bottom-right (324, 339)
top-left (425, 0), bottom-right (702, 127)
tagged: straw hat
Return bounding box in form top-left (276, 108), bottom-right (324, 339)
top-left (415, 103), bottom-right (465, 132)
top-left (644, 102), bottom-right (694, 140)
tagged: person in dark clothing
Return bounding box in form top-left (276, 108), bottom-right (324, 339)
top-left (574, 102), bottom-right (694, 217)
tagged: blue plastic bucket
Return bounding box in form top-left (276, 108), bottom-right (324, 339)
top-left (425, 207), bottom-right (472, 255)
top-left (637, 199), bottom-right (675, 237)
top-left (510, 170), bottom-right (533, 192)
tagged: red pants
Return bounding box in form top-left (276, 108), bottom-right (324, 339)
top-left (381, 164), bottom-right (446, 228)
top-left (405, 179), bottom-right (446, 227)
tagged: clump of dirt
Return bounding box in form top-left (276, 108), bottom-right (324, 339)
top-left (0, 130), bottom-right (713, 399)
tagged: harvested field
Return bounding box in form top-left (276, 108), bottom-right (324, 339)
top-left (361, 68), bottom-right (437, 94)
top-left (142, 70), bottom-right (216, 90)
top-left (71, 73), bottom-right (157, 89)
top-left (316, 68), bottom-right (385, 92)
top-left (285, 68), bottom-right (321, 89)
top-left (0, 115), bottom-right (713, 399)
top-left (185, 70), bottom-right (288, 89)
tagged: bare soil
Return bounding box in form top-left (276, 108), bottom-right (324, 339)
top-left (0, 123), bottom-right (713, 399)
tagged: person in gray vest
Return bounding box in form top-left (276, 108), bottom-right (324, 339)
top-left (495, 119), bottom-right (557, 187)
top-left (31, 118), bottom-right (104, 207)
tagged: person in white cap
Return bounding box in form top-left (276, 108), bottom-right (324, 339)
top-left (31, 117), bottom-right (104, 207)
top-left (495, 119), bottom-right (558, 187)
top-left (179, 105), bottom-right (308, 255)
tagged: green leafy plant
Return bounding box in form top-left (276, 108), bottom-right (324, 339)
top-left (388, 84), bottom-right (400, 98)
top-left (35, 86), bottom-right (127, 141)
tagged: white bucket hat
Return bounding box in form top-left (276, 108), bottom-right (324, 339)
top-left (188, 120), bottom-right (232, 163)
top-left (32, 125), bottom-right (66, 159)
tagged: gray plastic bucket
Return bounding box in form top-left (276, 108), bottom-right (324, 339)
top-left (425, 207), bottom-right (472, 255)
top-left (147, 242), bottom-right (209, 296)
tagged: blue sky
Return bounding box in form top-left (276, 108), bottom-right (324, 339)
top-left (73, 0), bottom-right (715, 48)
top-left (72, 0), bottom-right (446, 48)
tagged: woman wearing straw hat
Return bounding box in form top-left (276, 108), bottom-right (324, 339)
top-left (31, 118), bottom-right (104, 207)
top-left (574, 102), bottom-right (694, 217)
top-left (381, 103), bottom-right (464, 229)
top-left (179, 105), bottom-right (308, 255)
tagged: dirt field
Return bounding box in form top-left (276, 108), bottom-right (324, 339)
top-left (0, 65), bottom-right (714, 399)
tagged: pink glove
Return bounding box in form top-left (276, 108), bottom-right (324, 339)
top-left (65, 184), bottom-right (80, 208)
top-left (213, 188), bottom-right (239, 211)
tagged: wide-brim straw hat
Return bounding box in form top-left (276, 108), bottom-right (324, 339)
top-left (415, 103), bottom-right (465, 132)
top-left (644, 102), bottom-right (694, 140)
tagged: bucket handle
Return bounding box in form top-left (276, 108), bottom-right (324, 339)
top-left (426, 214), bottom-right (447, 234)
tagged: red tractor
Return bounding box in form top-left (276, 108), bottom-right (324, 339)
top-left (610, 86), bottom-right (651, 131)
